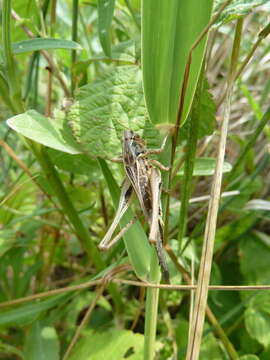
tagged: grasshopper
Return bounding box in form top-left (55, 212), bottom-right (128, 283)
top-left (99, 130), bottom-right (170, 283)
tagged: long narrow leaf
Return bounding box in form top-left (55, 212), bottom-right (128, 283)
top-left (98, 0), bottom-right (115, 57)
top-left (142, 0), bottom-right (213, 126)
top-left (12, 38), bottom-right (82, 54)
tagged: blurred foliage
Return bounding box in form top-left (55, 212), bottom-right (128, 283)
top-left (0, 0), bottom-right (270, 359)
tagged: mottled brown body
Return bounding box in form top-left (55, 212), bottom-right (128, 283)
top-left (123, 130), bottom-right (152, 222)
top-left (122, 130), bottom-right (169, 283)
top-left (99, 130), bottom-right (169, 282)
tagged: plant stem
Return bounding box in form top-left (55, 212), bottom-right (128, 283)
top-left (0, 73), bottom-right (16, 112)
top-left (2, 0), bottom-right (24, 113)
top-left (178, 70), bottom-right (203, 246)
top-left (71, 0), bottom-right (79, 94)
top-left (185, 18), bottom-right (243, 360)
top-left (144, 247), bottom-right (161, 360)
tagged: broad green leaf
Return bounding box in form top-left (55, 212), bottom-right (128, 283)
top-left (200, 332), bottom-right (227, 359)
top-left (98, 0), bottom-right (116, 57)
top-left (68, 65), bottom-right (160, 159)
top-left (47, 149), bottom-right (100, 177)
top-left (7, 110), bottom-right (82, 155)
top-left (178, 157), bottom-right (232, 176)
top-left (214, 0), bottom-right (268, 27)
top-left (238, 319), bottom-right (262, 355)
top-left (261, 348), bottom-right (270, 360)
top-left (240, 356), bottom-right (260, 360)
top-left (24, 320), bottom-right (60, 360)
top-left (142, 0), bottom-right (213, 125)
top-left (245, 293), bottom-right (270, 348)
top-left (69, 329), bottom-right (144, 360)
top-left (7, 67), bottom-right (160, 160)
top-left (0, 294), bottom-right (70, 326)
top-left (12, 38), bottom-right (82, 54)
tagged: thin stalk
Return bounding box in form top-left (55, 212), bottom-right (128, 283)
top-left (50, 0), bottom-right (57, 36)
top-left (0, 73), bottom-right (16, 112)
top-left (45, 67), bottom-right (53, 117)
top-left (33, 53), bottom-right (40, 108)
top-left (185, 18), bottom-right (243, 360)
top-left (45, 0), bottom-right (57, 117)
top-left (63, 283), bottom-right (107, 360)
top-left (2, 0), bottom-right (23, 113)
top-left (166, 246), bottom-right (238, 360)
top-left (71, 0), bottom-right (79, 94)
top-left (24, 52), bottom-right (38, 101)
top-left (177, 70), bottom-right (203, 246)
top-left (144, 247), bottom-right (161, 360)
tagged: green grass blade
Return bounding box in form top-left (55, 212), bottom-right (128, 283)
top-left (142, 0), bottom-right (213, 125)
top-left (12, 38), bottom-right (82, 54)
top-left (178, 73), bottom-right (203, 246)
top-left (97, 0), bottom-right (115, 57)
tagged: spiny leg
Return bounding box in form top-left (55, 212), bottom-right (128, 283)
top-left (149, 168), bottom-right (162, 244)
top-left (155, 232), bottom-right (170, 284)
top-left (99, 178), bottom-right (133, 250)
top-left (150, 159), bottom-right (170, 172)
top-left (102, 216), bottom-right (137, 250)
top-left (145, 135), bottom-right (168, 155)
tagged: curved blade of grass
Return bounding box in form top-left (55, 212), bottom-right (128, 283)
top-left (98, 159), bottom-right (151, 279)
top-left (142, 0), bottom-right (213, 125)
top-left (178, 71), bottom-right (203, 246)
top-left (0, 294), bottom-right (70, 326)
top-left (12, 38), bottom-right (82, 54)
top-left (98, 0), bottom-right (115, 57)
